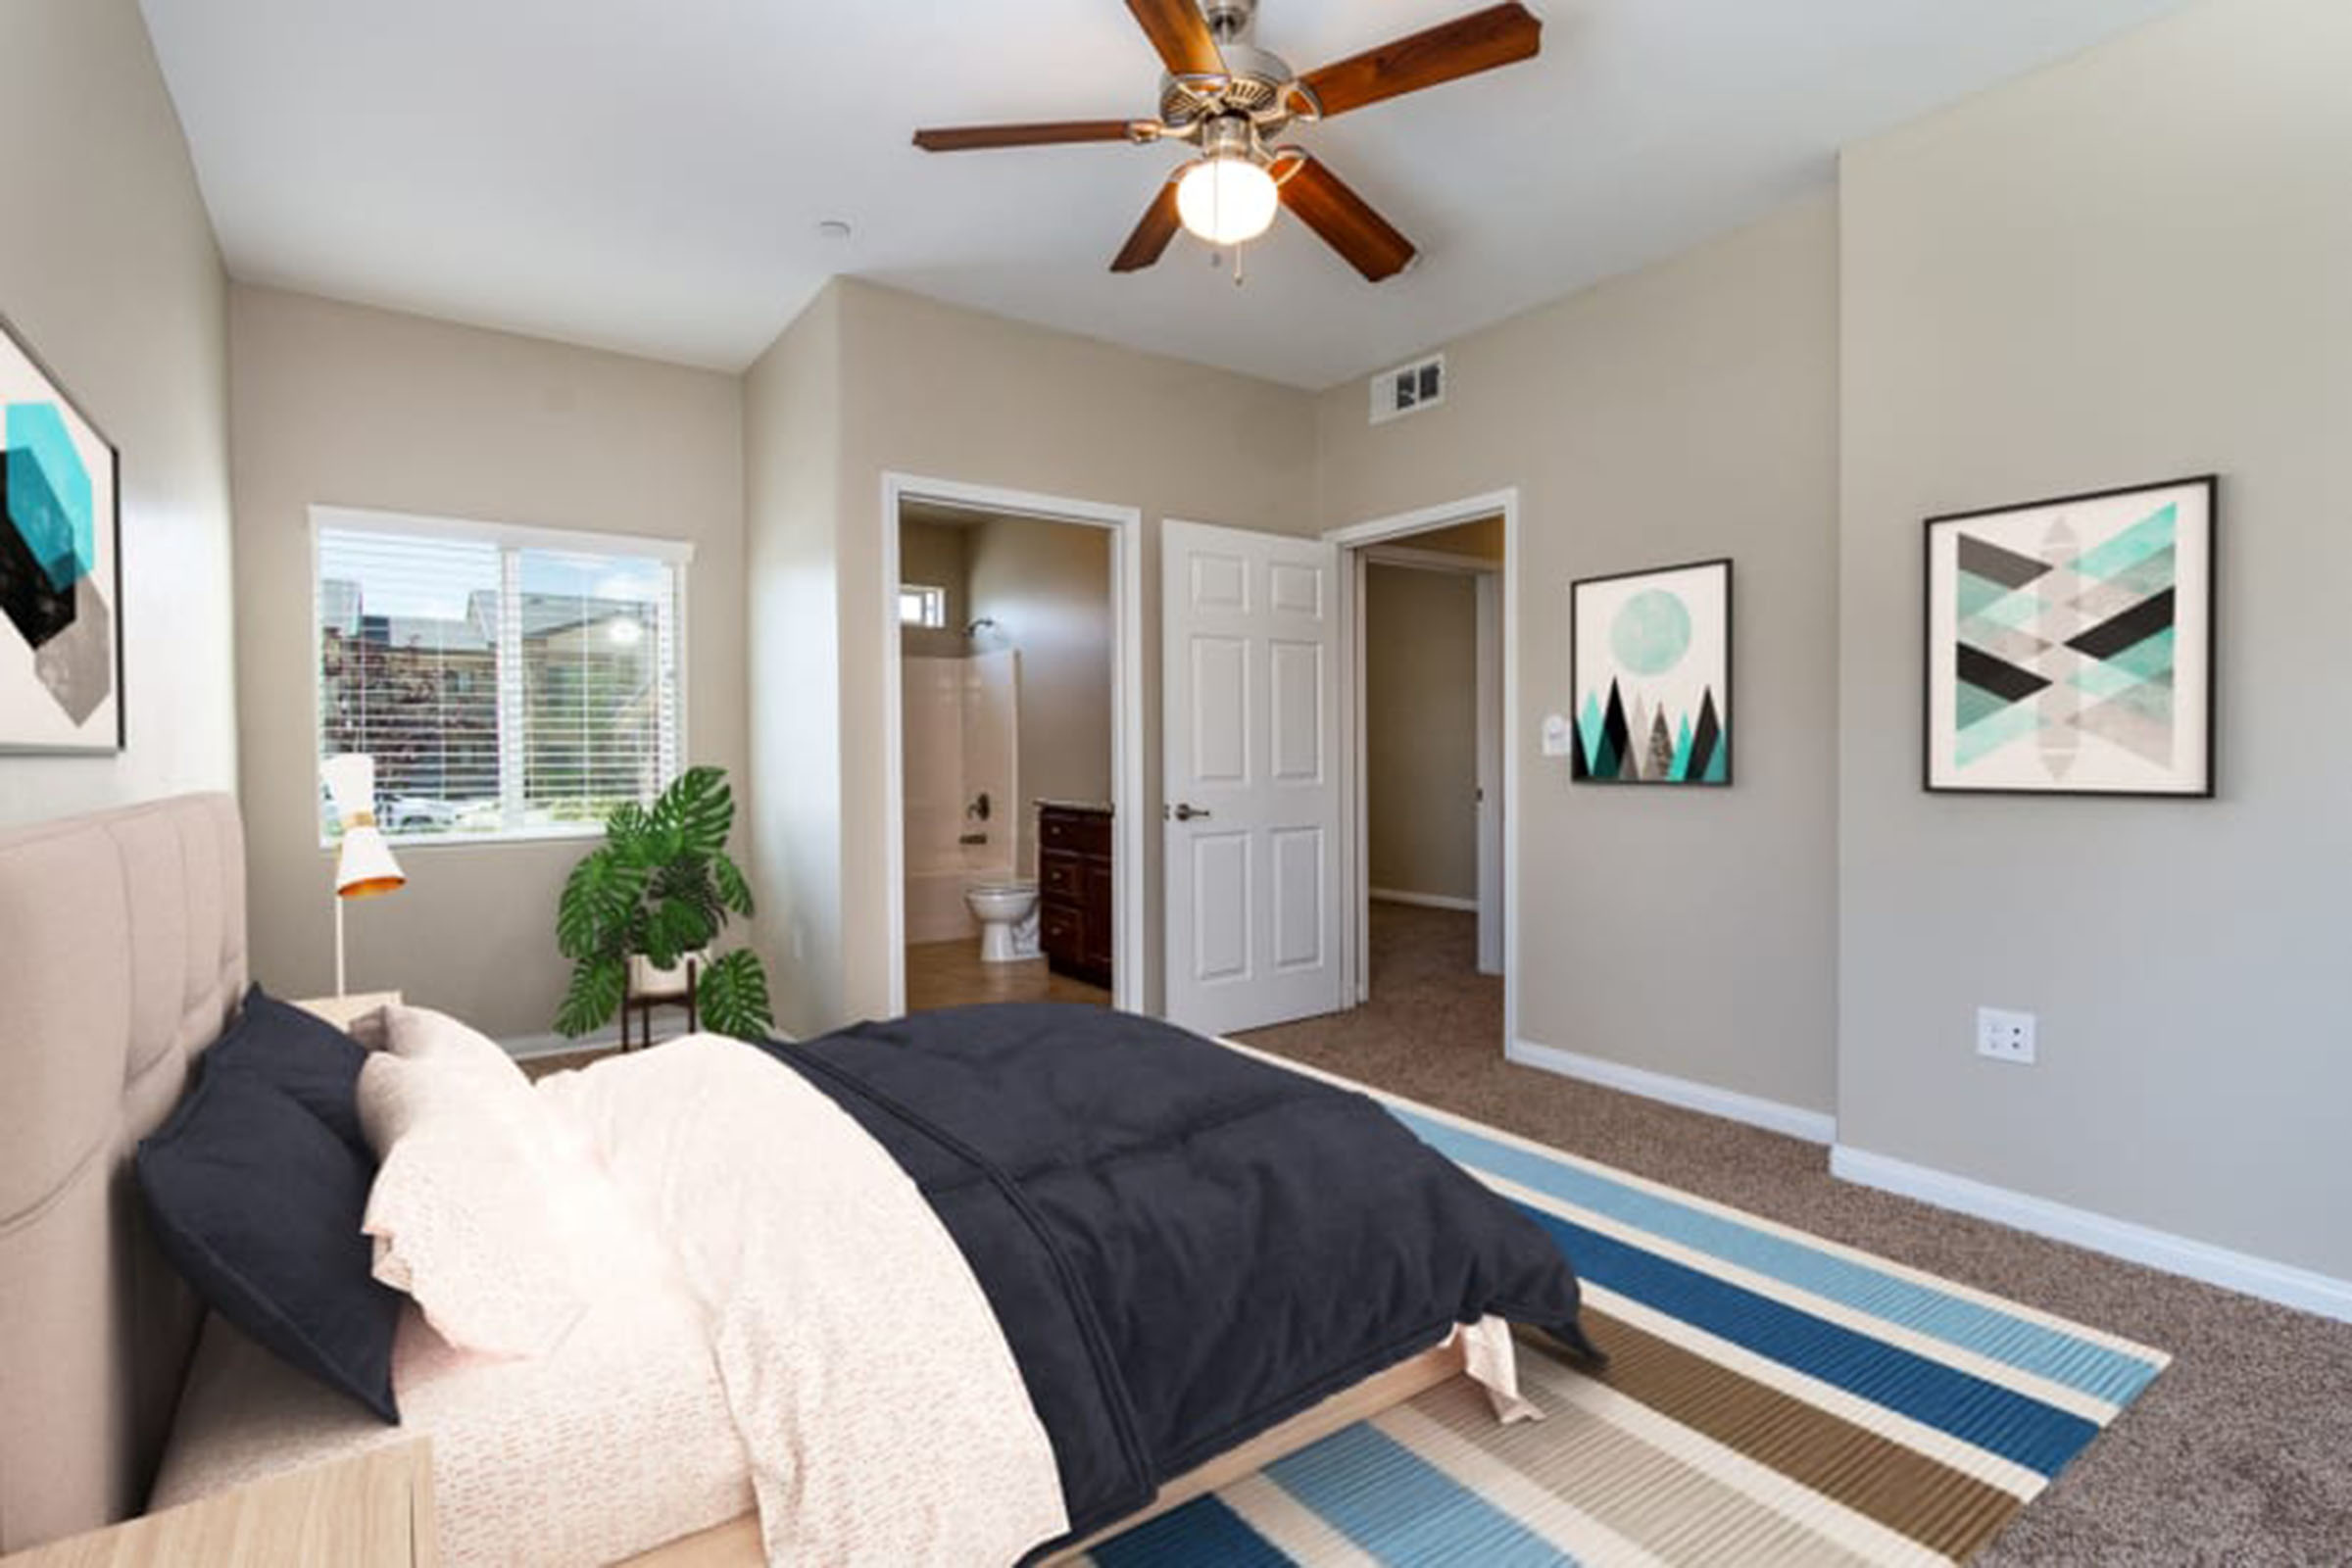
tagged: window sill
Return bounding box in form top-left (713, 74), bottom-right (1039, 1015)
top-left (317, 823), bottom-right (609, 853)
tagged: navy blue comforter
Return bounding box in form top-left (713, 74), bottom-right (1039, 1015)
top-left (762, 1004), bottom-right (1593, 1555)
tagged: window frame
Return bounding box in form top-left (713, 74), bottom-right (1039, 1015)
top-left (899, 582), bottom-right (948, 630)
top-left (309, 505), bottom-right (695, 850)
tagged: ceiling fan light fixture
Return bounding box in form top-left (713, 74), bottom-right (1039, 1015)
top-left (911, 1), bottom-right (1546, 280)
top-left (1175, 154), bottom-right (1279, 246)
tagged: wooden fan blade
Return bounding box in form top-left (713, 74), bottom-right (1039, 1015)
top-left (913, 120), bottom-right (1141, 152)
top-left (1126, 0), bottom-right (1226, 77)
top-left (1279, 157), bottom-right (1416, 282)
top-left (1110, 181), bottom-right (1185, 272)
top-left (1298, 2), bottom-right (1542, 119)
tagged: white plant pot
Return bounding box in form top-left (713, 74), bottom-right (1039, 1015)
top-left (628, 949), bottom-right (709, 1000)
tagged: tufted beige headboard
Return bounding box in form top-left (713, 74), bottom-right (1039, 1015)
top-left (0, 794), bottom-right (247, 1552)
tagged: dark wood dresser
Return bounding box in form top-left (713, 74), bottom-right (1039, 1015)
top-left (1038, 802), bottom-right (1113, 989)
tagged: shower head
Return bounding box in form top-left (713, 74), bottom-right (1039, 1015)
top-left (963, 616), bottom-right (997, 637)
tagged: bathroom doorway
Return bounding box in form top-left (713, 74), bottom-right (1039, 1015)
top-left (883, 476), bottom-right (1143, 1016)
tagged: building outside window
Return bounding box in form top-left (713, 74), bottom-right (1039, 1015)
top-left (313, 508), bottom-right (690, 842)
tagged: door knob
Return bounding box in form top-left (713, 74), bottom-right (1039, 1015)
top-left (1170, 803), bottom-right (1212, 822)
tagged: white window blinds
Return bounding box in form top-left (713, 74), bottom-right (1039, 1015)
top-left (317, 517), bottom-right (684, 842)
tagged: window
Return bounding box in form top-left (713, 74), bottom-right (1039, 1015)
top-left (899, 583), bottom-right (947, 629)
top-left (315, 509), bottom-right (690, 843)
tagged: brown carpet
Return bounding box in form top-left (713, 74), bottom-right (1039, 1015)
top-left (518, 1046), bottom-right (616, 1080)
top-left (1238, 902), bottom-right (2352, 1566)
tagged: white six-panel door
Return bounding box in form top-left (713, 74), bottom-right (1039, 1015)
top-left (1162, 520), bottom-right (1343, 1037)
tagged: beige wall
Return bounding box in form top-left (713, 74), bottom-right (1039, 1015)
top-left (228, 286), bottom-right (747, 1038)
top-left (0, 0), bottom-right (235, 828)
top-left (760, 278), bottom-right (1320, 1022)
top-left (1838, 0), bottom-right (2352, 1276)
top-left (743, 288), bottom-right (846, 1038)
top-left (966, 514), bottom-right (1113, 876)
top-left (896, 517), bottom-right (970, 661)
top-left (1364, 564), bottom-right (1479, 903)
top-left (1317, 193), bottom-right (1842, 1114)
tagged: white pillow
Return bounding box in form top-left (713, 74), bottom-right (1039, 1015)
top-left (382, 1004), bottom-right (532, 1087)
top-left (344, 1004), bottom-right (392, 1053)
top-left (358, 1051), bottom-right (600, 1358)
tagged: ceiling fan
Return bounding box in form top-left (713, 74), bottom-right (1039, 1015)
top-left (912, 0), bottom-right (1543, 282)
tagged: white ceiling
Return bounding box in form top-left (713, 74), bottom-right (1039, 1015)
top-left (140, 0), bottom-right (2196, 389)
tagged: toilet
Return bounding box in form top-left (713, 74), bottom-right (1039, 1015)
top-left (964, 880), bottom-right (1041, 963)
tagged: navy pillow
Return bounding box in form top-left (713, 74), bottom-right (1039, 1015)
top-left (136, 1060), bottom-right (403, 1422)
top-left (204, 985), bottom-right (371, 1152)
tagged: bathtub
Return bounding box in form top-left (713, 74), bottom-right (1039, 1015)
top-left (904, 650), bottom-right (1019, 947)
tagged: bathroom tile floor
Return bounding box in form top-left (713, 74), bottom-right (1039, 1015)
top-left (905, 939), bottom-right (1112, 1011)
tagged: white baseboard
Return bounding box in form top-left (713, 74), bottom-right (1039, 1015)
top-left (1369, 887), bottom-right (1479, 912)
top-left (1832, 1144), bottom-right (2352, 1326)
top-left (1507, 1037), bottom-right (1838, 1145)
top-left (500, 1024), bottom-right (624, 1060)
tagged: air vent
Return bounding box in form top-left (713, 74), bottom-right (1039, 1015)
top-left (1370, 354), bottom-right (1446, 424)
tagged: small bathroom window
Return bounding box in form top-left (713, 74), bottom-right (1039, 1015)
top-left (899, 583), bottom-right (947, 629)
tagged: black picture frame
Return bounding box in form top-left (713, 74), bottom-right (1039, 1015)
top-left (0, 311), bottom-right (125, 755)
top-left (1922, 474), bottom-right (2217, 799)
top-left (1568, 557), bottom-right (1733, 787)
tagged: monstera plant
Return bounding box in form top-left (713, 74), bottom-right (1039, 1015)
top-left (554, 765), bottom-right (773, 1040)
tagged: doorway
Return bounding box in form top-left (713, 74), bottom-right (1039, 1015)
top-left (1155, 497), bottom-right (1516, 1047)
top-left (881, 475), bottom-right (1146, 1016)
top-left (1332, 492), bottom-right (1518, 1050)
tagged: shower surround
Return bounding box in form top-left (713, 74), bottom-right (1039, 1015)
top-left (902, 648), bottom-right (1018, 943)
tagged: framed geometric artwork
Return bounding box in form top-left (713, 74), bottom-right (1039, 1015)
top-left (0, 315), bottom-right (122, 754)
top-left (1925, 475), bottom-right (2215, 797)
top-left (1570, 558), bottom-right (1731, 786)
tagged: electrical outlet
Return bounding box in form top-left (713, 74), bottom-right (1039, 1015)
top-left (1977, 1006), bottom-right (2037, 1065)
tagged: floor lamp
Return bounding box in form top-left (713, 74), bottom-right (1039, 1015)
top-left (321, 754), bottom-right (406, 996)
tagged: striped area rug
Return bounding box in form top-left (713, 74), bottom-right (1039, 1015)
top-left (1085, 1049), bottom-right (2169, 1567)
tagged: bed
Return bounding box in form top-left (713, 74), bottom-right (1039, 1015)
top-left (0, 795), bottom-right (1592, 1565)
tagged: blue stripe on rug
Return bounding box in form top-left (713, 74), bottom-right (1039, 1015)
top-left (1088, 1496), bottom-right (1292, 1568)
top-left (1394, 1108), bottom-right (2161, 1405)
top-left (1263, 1421), bottom-right (1575, 1567)
top-left (1519, 1205), bottom-right (2100, 1476)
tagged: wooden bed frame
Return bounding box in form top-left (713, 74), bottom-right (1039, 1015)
top-left (0, 794), bottom-right (1474, 1563)
top-left (625, 1340), bottom-right (1466, 1566)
